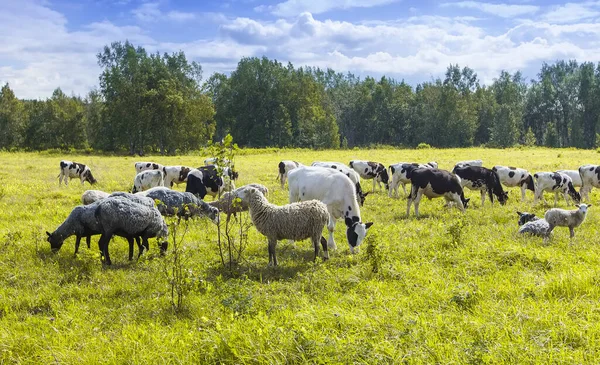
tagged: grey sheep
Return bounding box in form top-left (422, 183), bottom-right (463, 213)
top-left (246, 187), bottom-right (329, 266)
top-left (209, 183), bottom-right (269, 222)
top-left (108, 191), bottom-right (154, 207)
top-left (137, 187), bottom-right (219, 224)
top-left (81, 190), bottom-right (110, 205)
top-left (544, 204), bottom-right (591, 240)
top-left (516, 211), bottom-right (549, 237)
top-left (94, 197), bottom-right (169, 265)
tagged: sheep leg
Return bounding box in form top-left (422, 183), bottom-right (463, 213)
top-left (98, 234), bottom-right (112, 265)
top-left (127, 237), bottom-right (135, 261)
top-left (312, 236), bottom-right (320, 262)
top-left (74, 235), bottom-right (82, 255)
top-left (320, 236), bottom-right (329, 260)
top-left (569, 227), bottom-right (575, 238)
top-left (268, 238), bottom-right (278, 266)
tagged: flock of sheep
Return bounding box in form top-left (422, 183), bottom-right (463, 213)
top-left (48, 156), bottom-right (595, 266)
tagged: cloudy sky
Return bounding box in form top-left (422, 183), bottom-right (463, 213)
top-left (1, 0), bottom-right (599, 99)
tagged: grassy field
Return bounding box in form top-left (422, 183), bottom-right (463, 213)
top-left (1, 147), bottom-right (600, 364)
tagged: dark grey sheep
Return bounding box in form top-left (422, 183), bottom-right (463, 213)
top-left (137, 187), bottom-right (219, 224)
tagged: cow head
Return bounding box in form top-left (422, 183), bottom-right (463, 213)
top-left (84, 170), bottom-right (97, 185)
top-left (358, 191), bottom-right (369, 206)
top-left (131, 185), bottom-right (138, 194)
top-left (378, 168), bottom-right (390, 189)
top-left (517, 211), bottom-right (538, 226)
top-left (46, 231), bottom-right (64, 252)
top-left (567, 182), bottom-right (581, 203)
top-left (460, 192), bottom-right (470, 210)
top-left (344, 216), bottom-right (373, 253)
top-left (498, 191), bottom-right (509, 205)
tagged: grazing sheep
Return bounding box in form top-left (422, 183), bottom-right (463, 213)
top-left (108, 192), bottom-right (154, 208)
top-left (94, 197), bottom-right (169, 265)
top-left (81, 190), bottom-right (109, 205)
top-left (137, 187), bottom-right (219, 224)
top-left (209, 184), bottom-right (269, 222)
top-left (544, 204), bottom-right (591, 239)
top-left (246, 187), bottom-right (329, 266)
top-left (516, 211), bottom-right (549, 237)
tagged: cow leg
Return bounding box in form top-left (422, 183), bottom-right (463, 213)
top-left (327, 213), bottom-right (337, 250)
top-left (281, 174), bottom-right (286, 189)
top-left (520, 184), bottom-right (526, 201)
top-left (563, 191), bottom-right (570, 206)
top-left (268, 238), bottom-right (278, 266)
top-left (406, 192), bottom-right (413, 216)
top-left (480, 190), bottom-right (486, 208)
top-left (402, 183), bottom-right (407, 197)
top-left (372, 179), bottom-right (376, 193)
top-left (413, 191), bottom-right (424, 218)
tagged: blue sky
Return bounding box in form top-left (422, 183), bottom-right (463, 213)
top-left (1, 0), bottom-right (599, 99)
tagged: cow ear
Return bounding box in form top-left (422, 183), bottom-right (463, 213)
top-left (363, 192), bottom-right (369, 197)
top-left (352, 216), bottom-right (359, 223)
top-left (344, 217), bottom-right (353, 227)
top-left (516, 211), bottom-right (522, 216)
top-left (365, 222), bottom-right (373, 229)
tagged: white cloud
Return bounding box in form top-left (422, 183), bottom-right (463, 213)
top-left (541, 2), bottom-right (600, 23)
top-left (256, 0), bottom-right (397, 17)
top-left (166, 11), bottom-right (196, 22)
top-left (441, 1), bottom-right (539, 18)
top-left (132, 2), bottom-right (161, 21)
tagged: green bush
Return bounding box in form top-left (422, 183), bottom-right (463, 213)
top-left (416, 142), bottom-right (431, 150)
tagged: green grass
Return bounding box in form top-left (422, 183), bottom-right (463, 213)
top-left (1, 147), bottom-right (600, 363)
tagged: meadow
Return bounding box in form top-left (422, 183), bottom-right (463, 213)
top-left (1, 147), bottom-right (600, 364)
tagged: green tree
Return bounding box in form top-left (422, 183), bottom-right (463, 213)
top-left (0, 84), bottom-right (26, 149)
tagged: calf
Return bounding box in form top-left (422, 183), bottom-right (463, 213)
top-left (388, 161), bottom-right (437, 198)
top-left (533, 172), bottom-right (581, 206)
top-left (276, 160), bottom-right (303, 189)
top-left (579, 164), bottom-right (600, 202)
top-left (452, 166), bottom-right (508, 207)
top-left (189, 165), bottom-right (237, 198)
top-left (134, 161), bottom-right (164, 174)
top-left (349, 160), bottom-right (389, 192)
top-left (58, 160), bottom-right (97, 186)
top-left (454, 159), bottom-right (483, 169)
top-left (311, 161), bottom-right (368, 206)
top-left (492, 166), bottom-right (535, 201)
top-left (132, 170), bottom-right (164, 193)
top-left (556, 169), bottom-right (583, 187)
top-left (406, 168), bottom-right (469, 217)
top-left (162, 165), bottom-right (194, 188)
top-left (185, 170), bottom-right (208, 199)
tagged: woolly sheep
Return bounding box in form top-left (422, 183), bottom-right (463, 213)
top-left (137, 187), bottom-right (219, 224)
top-left (81, 190), bottom-right (110, 205)
top-left (516, 211), bottom-right (549, 237)
top-left (209, 184), bottom-right (269, 222)
top-left (94, 197), bottom-right (169, 265)
top-left (246, 187), bottom-right (329, 266)
top-left (544, 204), bottom-right (591, 239)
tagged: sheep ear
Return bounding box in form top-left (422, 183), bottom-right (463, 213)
top-left (46, 231), bottom-right (52, 237)
top-left (589, 204), bottom-right (592, 207)
top-left (575, 204), bottom-right (580, 208)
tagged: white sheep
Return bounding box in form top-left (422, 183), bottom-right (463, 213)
top-left (544, 204), bottom-right (591, 240)
top-left (246, 187), bottom-right (329, 266)
top-left (516, 211), bottom-right (549, 237)
top-left (81, 190), bottom-right (110, 205)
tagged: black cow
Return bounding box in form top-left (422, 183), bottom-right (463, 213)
top-left (452, 166), bottom-right (508, 207)
top-left (406, 168), bottom-right (470, 217)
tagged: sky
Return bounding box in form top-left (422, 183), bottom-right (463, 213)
top-left (1, 0), bottom-right (599, 99)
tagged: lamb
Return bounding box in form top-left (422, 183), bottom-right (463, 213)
top-left (544, 204), bottom-right (591, 240)
top-left (516, 211), bottom-right (549, 237)
top-left (137, 187), bottom-right (219, 224)
top-left (209, 184), bottom-right (269, 222)
top-left (246, 187), bottom-right (329, 266)
top-left (81, 190), bottom-right (110, 205)
top-left (94, 197), bottom-right (169, 265)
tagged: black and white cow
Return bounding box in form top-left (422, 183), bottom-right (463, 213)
top-left (311, 161), bottom-right (368, 206)
top-left (276, 160), bottom-right (303, 189)
top-left (492, 166), bottom-right (535, 201)
top-left (185, 170), bottom-right (208, 199)
top-left (452, 166), bottom-right (508, 207)
top-left (132, 170), bottom-right (164, 193)
top-left (579, 164), bottom-right (600, 202)
top-left (187, 165), bottom-right (236, 199)
top-left (388, 161), bottom-right (437, 198)
top-left (533, 171), bottom-right (581, 206)
top-left (134, 161), bottom-right (164, 174)
top-left (454, 159), bottom-right (483, 170)
top-left (406, 168), bottom-right (470, 217)
top-left (58, 160), bottom-right (97, 186)
top-left (349, 160), bottom-right (389, 192)
top-left (162, 166), bottom-right (194, 188)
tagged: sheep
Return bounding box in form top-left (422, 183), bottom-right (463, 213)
top-left (246, 187), bottom-right (329, 266)
top-left (108, 191), bottom-right (155, 208)
top-left (516, 211), bottom-right (549, 237)
top-left (209, 184), bottom-right (269, 222)
top-left (137, 187), bottom-right (219, 224)
top-left (544, 204), bottom-right (591, 240)
top-left (81, 190), bottom-right (110, 205)
top-left (94, 197), bottom-right (169, 265)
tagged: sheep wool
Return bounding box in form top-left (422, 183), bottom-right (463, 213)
top-left (139, 187), bottom-right (219, 223)
top-left (516, 211), bottom-right (549, 237)
top-left (81, 190), bottom-right (110, 205)
top-left (247, 188), bottom-right (329, 266)
top-left (544, 204), bottom-right (591, 239)
top-left (209, 184), bottom-right (269, 219)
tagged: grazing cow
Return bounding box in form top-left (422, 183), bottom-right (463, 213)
top-left (58, 160), bottom-right (97, 186)
top-left (185, 170), bottom-right (208, 199)
top-left (492, 166), bottom-right (535, 201)
top-left (204, 157), bottom-right (230, 165)
top-left (132, 170), bottom-right (164, 193)
top-left (533, 172), bottom-right (581, 206)
top-left (452, 166), bottom-right (508, 207)
top-left (349, 160), bottom-right (389, 192)
top-left (556, 169), bottom-right (583, 188)
top-left (311, 161), bottom-right (368, 206)
top-left (454, 159), bottom-right (483, 170)
top-left (388, 161), bottom-right (437, 198)
top-left (276, 160), bottom-right (303, 189)
top-left (579, 164), bottom-right (600, 202)
top-left (134, 162), bottom-right (164, 174)
top-left (189, 165), bottom-right (237, 198)
top-left (162, 165), bottom-right (194, 188)
top-left (288, 166), bottom-right (373, 253)
top-left (406, 168), bottom-right (470, 217)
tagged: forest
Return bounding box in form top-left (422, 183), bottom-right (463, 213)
top-left (0, 40), bottom-right (598, 153)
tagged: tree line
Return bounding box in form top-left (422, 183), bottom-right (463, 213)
top-left (1, 41), bottom-right (599, 153)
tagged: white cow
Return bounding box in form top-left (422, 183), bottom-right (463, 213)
top-left (162, 166), bottom-right (194, 188)
top-left (533, 172), bottom-right (581, 206)
top-left (132, 170), bottom-right (164, 194)
top-left (492, 166), bottom-right (535, 201)
top-left (276, 160), bottom-right (304, 189)
top-left (579, 164), bottom-right (600, 202)
top-left (311, 161), bottom-right (368, 206)
top-left (288, 166), bottom-right (373, 253)
top-left (388, 161), bottom-right (437, 198)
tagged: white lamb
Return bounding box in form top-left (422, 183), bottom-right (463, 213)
top-left (544, 204), bottom-right (591, 240)
top-left (246, 187), bottom-right (329, 266)
top-left (81, 190), bottom-right (110, 205)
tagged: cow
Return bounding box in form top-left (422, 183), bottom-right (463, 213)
top-left (132, 170), bottom-right (164, 194)
top-left (58, 160), bottom-right (97, 186)
top-left (452, 166), bottom-right (508, 207)
top-left (185, 170), bottom-right (208, 199)
top-left (388, 161), bottom-right (437, 198)
top-left (188, 165), bottom-right (237, 199)
top-left (349, 160), bottom-right (389, 192)
top-left (406, 168), bottom-right (470, 217)
top-left (288, 166), bottom-right (373, 253)
top-left (454, 159), bottom-right (483, 170)
top-left (162, 166), bottom-right (194, 188)
top-left (556, 169), bottom-right (583, 188)
top-left (311, 161), bottom-right (368, 206)
top-left (134, 162), bottom-right (164, 174)
top-left (579, 164), bottom-right (600, 202)
top-left (492, 166), bottom-right (535, 201)
top-left (276, 160), bottom-right (303, 189)
top-left (533, 171), bottom-right (581, 206)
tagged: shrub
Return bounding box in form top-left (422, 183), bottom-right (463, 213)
top-left (416, 142), bottom-right (431, 150)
